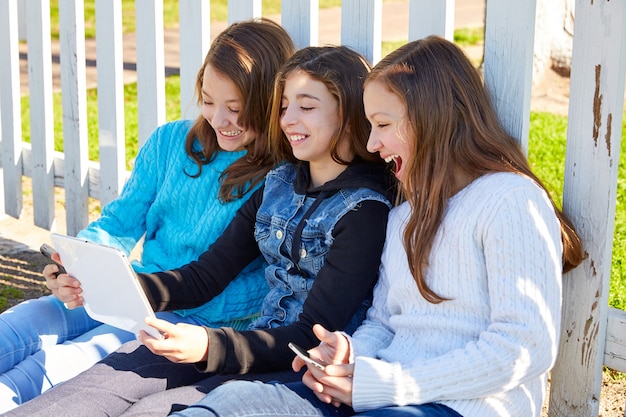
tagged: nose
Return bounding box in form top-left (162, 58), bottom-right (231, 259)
top-left (280, 104), bottom-right (296, 127)
top-left (366, 132), bottom-right (381, 154)
top-left (211, 105), bottom-right (230, 128)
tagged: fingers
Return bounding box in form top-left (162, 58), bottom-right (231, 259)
top-left (323, 363), bottom-right (354, 377)
top-left (139, 321), bottom-right (209, 363)
top-left (144, 316), bottom-right (176, 334)
top-left (44, 270), bottom-right (83, 307)
top-left (292, 355), bottom-right (306, 372)
top-left (55, 273), bottom-right (81, 289)
top-left (309, 370), bottom-right (354, 407)
top-left (44, 266), bottom-right (80, 290)
top-left (42, 263), bottom-right (61, 281)
top-left (312, 323), bottom-right (333, 342)
top-left (302, 368), bottom-right (326, 393)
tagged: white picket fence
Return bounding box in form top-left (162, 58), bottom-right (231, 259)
top-left (0, 0), bottom-right (625, 415)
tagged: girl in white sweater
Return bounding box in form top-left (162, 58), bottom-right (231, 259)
top-left (165, 36), bottom-right (583, 417)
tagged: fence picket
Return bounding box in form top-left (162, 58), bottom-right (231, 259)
top-left (483, 0), bottom-right (536, 153)
top-left (179, 0), bottom-right (210, 121)
top-left (135, 0), bottom-right (166, 148)
top-left (0, 0), bottom-right (23, 218)
top-left (341, 0), bottom-right (381, 64)
top-left (549, 0), bottom-right (626, 415)
top-left (408, 0), bottom-right (454, 41)
top-left (281, 0), bottom-right (318, 50)
top-left (26, 0), bottom-right (56, 231)
top-left (95, 0), bottom-right (126, 207)
top-left (228, 0), bottom-right (262, 25)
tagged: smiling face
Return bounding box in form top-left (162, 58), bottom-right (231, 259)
top-left (280, 70), bottom-right (342, 168)
top-left (201, 65), bottom-right (256, 152)
top-left (364, 80), bottom-right (412, 182)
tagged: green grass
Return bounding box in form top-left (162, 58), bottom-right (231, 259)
top-left (48, 0), bottom-right (344, 39)
top-left (0, 285), bottom-right (24, 312)
top-left (382, 28), bottom-right (484, 61)
top-left (453, 27), bottom-right (484, 46)
top-left (528, 112), bottom-right (626, 311)
top-left (21, 76), bottom-right (182, 169)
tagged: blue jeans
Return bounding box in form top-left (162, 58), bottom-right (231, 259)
top-left (0, 295), bottom-right (196, 412)
top-left (170, 380), bottom-right (463, 417)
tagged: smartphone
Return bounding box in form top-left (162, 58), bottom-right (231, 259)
top-left (288, 342), bottom-right (326, 371)
top-left (40, 243), bottom-right (67, 276)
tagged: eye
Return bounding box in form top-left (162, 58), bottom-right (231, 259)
top-left (228, 107), bottom-right (240, 114)
top-left (301, 106), bottom-right (314, 112)
top-left (280, 99), bottom-right (288, 115)
top-left (377, 123), bottom-right (389, 128)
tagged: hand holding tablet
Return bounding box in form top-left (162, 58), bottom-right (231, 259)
top-left (49, 233), bottom-right (162, 339)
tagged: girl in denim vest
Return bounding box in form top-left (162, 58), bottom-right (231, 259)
top-left (9, 46), bottom-right (396, 417)
top-left (161, 37), bottom-right (584, 417)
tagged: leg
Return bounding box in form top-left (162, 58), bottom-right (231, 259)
top-left (353, 404), bottom-right (463, 417)
top-left (121, 369), bottom-right (305, 416)
top-left (0, 308), bottom-right (193, 411)
top-left (5, 339), bottom-right (208, 417)
top-left (0, 323), bottom-right (136, 412)
top-left (168, 380), bottom-right (350, 417)
top-left (0, 295), bottom-right (101, 373)
top-left (167, 381), bottom-right (463, 417)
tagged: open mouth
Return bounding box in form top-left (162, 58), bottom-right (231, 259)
top-left (384, 154), bottom-right (402, 175)
top-left (289, 134), bottom-right (308, 142)
top-left (219, 129), bottom-right (243, 137)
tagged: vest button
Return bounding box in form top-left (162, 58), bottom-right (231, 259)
top-left (275, 230), bottom-right (283, 239)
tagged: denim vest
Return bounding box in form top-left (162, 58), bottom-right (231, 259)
top-left (250, 164), bottom-right (392, 333)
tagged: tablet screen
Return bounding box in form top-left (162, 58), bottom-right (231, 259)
top-left (50, 233), bottom-right (162, 339)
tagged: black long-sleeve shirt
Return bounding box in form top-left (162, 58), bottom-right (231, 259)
top-left (138, 161), bottom-right (395, 374)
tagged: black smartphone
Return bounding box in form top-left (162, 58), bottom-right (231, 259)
top-left (40, 243), bottom-right (67, 276)
top-left (288, 342), bottom-right (326, 371)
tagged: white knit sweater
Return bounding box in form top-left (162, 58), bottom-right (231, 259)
top-left (350, 172), bottom-right (563, 417)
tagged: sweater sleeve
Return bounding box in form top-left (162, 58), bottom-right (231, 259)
top-left (198, 200), bottom-right (390, 375)
top-left (76, 122), bottom-right (178, 253)
top-left (351, 184), bottom-right (563, 412)
top-left (137, 187), bottom-right (263, 311)
top-left (78, 127), bottom-right (171, 255)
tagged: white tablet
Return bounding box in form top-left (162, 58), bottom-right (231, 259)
top-left (50, 233), bottom-right (162, 339)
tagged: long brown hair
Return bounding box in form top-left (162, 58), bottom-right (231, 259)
top-left (267, 46), bottom-right (382, 165)
top-left (367, 36), bottom-right (583, 303)
top-left (184, 18), bottom-right (295, 202)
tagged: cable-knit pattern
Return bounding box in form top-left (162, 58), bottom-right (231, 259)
top-left (350, 172), bottom-right (563, 417)
top-left (77, 120), bottom-right (268, 326)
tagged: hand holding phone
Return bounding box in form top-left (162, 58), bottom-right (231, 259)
top-left (288, 342), bottom-right (326, 371)
top-left (40, 243), bottom-right (67, 276)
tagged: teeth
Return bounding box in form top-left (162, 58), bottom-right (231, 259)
top-left (290, 135), bottom-right (306, 141)
top-left (220, 130), bottom-right (242, 137)
top-left (384, 155), bottom-right (398, 163)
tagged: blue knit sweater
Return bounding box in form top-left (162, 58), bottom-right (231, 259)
top-left (77, 119), bottom-right (268, 328)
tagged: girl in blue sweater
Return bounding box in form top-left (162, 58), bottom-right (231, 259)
top-left (0, 18), bottom-right (294, 411)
